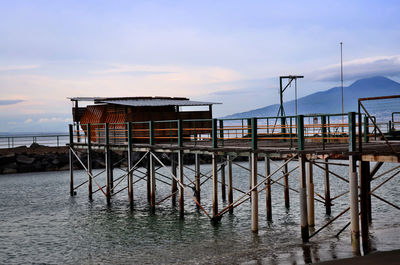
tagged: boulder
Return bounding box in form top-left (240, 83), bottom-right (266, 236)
top-left (16, 155), bottom-right (35, 164)
top-left (0, 154), bottom-right (16, 165)
top-left (30, 142), bottom-right (45, 149)
top-left (2, 168), bottom-right (17, 174)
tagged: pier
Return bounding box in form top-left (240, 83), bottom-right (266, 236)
top-left (68, 95), bottom-right (400, 255)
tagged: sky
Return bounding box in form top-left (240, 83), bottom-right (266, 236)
top-left (1, 0), bottom-right (400, 132)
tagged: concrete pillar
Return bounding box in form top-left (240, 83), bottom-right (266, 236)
top-left (349, 155), bottom-right (360, 254)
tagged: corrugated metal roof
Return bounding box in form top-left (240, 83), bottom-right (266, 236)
top-left (99, 99), bottom-right (219, 107)
top-left (68, 96), bottom-right (220, 106)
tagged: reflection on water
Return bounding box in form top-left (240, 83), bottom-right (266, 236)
top-left (0, 160), bottom-right (399, 264)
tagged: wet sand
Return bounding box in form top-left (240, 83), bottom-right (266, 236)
top-left (314, 249), bottom-right (400, 265)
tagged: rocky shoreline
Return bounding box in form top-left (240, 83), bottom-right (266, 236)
top-left (0, 144), bottom-right (246, 174)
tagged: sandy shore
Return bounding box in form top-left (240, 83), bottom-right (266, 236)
top-left (313, 249), bottom-right (400, 265)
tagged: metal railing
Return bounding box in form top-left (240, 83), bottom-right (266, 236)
top-left (68, 110), bottom-right (397, 152)
top-left (0, 134), bottom-right (69, 149)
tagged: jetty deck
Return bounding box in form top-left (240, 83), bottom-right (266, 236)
top-left (68, 97), bottom-right (400, 257)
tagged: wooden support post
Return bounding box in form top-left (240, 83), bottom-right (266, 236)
top-left (212, 153), bottom-right (218, 217)
top-left (265, 156), bottom-right (272, 222)
top-left (69, 124), bottom-right (74, 196)
top-left (105, 124), bottom-right (111, 204)
top-left (220, 159), bottom-right (226, 201)
top-left (307, 160), bottom-right (315, 227)
top-left (150, 152), bottom-right (156, 212)
top-left (251, 152), bottom-right (259, 233)
top-left (283, 161), bottom-right (290, 209)
top-left (299, 155), bottom-right (309, 242)
top-left (349, 156), bottom-right (360, 254)
top-left (359, 160), bottom-right (371, 254)
top-left (127, 122), bottom-right (133, 206)
top-left (227, 155), bottom-right (233, 214)
top-left (87, 124), bottom-right (93, 200)
top-left (195, 153), bottom-right (201, 205)
top-left (171, 153), bottom-right (178, 206)
top-left (324, 158), bottom-right (331, 215)
top-left (178, 151), bottom-right (184, 218)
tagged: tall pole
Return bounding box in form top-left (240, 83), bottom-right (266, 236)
top-left (340, 42), bottom-right (344, 126)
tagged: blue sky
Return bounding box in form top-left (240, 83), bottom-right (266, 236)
top-left (1, 0), bottom-right (400, 132)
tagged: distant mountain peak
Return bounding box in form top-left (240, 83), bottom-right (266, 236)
top-left (225, 76), bottom-right (400, 119)
top-left (349, 76), bottom-right (399, 89)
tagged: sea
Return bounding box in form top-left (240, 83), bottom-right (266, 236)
top-left (1, 160), bottom-right (399, 264)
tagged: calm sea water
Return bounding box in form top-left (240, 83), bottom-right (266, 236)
top-left (1, 160), bottom-right (399, 264)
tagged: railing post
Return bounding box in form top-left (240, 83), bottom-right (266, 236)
top-left (247, 118), bottom-right (252, 137)
top-left (251, 118), bottom-right (258, 150)
top-left (363, 116), bottom-right (369, 143)
top-left (177, 120), bottom-right (183, 148)
top-left (297, 115), bottom-right (304, 151)
top-left (219, 119), bottom-right (224, 146)
top-left (348, 112), bottom-right (356, 153)
top-left (69, 124), bottom-right (74, 146)
top-left (281, 116), bottom-right (286, 142)
top-left (212, 118), bottom-right (218, 149)
top-left (321, 115), bottom-right (327, 148)
top-left (149, 120), bottom-right (154, 146)
top-left (57, 135), bottom-right (59, 147)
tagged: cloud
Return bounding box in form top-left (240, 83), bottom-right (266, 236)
top-left (24, 118), bottom-right (33, 124)
top-left (0, 99), bottom-right (24, 106)
top-left (93, 64), bottom-right (175, 75)
top-left (309, 55), bottom-right (400, 82)
top-left (38, 117), bottom-right (71, 123)
top-left (0, 65), bottom-right (40, 72)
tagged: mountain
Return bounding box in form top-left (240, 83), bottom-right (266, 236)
top-left (224, 76), bottom-right (400, 119)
